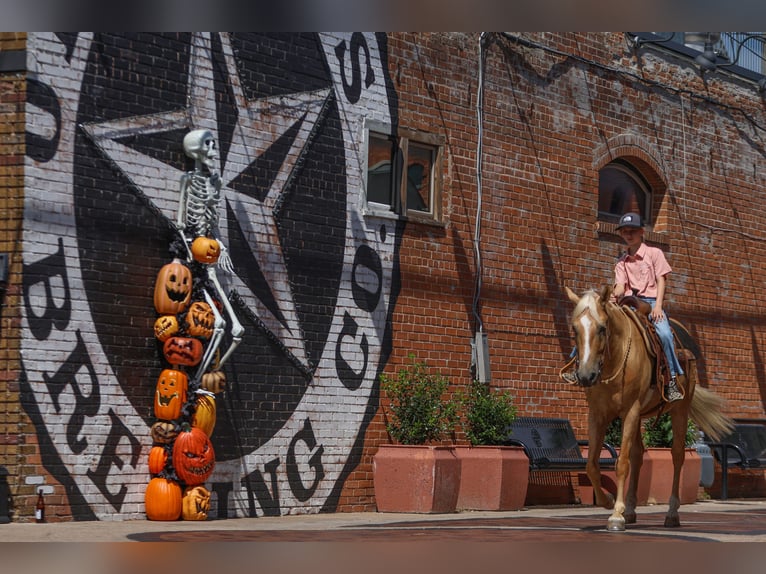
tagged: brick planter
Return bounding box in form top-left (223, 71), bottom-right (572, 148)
top-left (636, 448), bottom-right (701, 505)
top-left (454, 446), bottom-right (529, 511)
top-left (373, 445), bottom-right (461, 513)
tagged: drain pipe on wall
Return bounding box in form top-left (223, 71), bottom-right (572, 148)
top-left (471, 32), bottom-right (492, 384)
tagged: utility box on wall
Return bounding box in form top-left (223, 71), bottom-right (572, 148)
top-left (472, 331), bottom-right (491, 383)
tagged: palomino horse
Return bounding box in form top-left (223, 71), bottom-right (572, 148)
top-left (565, 285), bottom-right (733, 532)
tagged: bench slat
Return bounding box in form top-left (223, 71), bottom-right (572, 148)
top-left (704, 422), bottom-right (766, 500)
top-left (504, 416), bottom-right (617, 471)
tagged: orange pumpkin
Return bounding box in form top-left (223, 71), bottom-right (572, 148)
top-left (148, 445), bottom-right (169, 475)
top-left (154, 315), bottom-right (179, 342)
top-left (154, 369), bottom-right (188, 421)
top-left (154, 259), bottom-right (192, 314)
top-left (163, 336), bottom-right (203, 367)
top-left (145, 477), bottom-right (182, 521)
top-left (186, 301), bottom-right (214, 339)
top-left (173, 425), bottom-right (215, 486)
top-left (191, 236), bottom-right (221, 265)
top-left (182, 485), bottom-right (211, 521)
top-left (150, 421), bottom-right (178, 444)
top-left (191, 394), bottom-right (216, 436)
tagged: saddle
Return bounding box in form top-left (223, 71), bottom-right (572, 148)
top-left (617, 295), bottom-right (676, 399)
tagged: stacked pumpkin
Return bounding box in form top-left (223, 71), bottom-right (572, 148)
top-left (145, 251), bottom-right (225, 521)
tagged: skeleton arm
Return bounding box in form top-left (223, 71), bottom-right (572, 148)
top-left (177, 173), bottom-right (190, 232)
top-left (206, 265), bottom-right (243, 368)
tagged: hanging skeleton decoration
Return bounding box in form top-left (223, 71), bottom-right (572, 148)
top-left (176, 129), bottom-right (244, 378)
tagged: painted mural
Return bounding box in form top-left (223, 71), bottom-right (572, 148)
top-left (21, 32), bottom-right (401, 519)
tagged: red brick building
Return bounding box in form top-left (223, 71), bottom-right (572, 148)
top-left (1, 32), bottom-right (765, 521)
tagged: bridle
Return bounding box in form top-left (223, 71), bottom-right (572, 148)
top-left (575, 304), bottom-right (632, 386)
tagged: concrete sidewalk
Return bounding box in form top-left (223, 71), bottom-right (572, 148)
top-left (2, 498), bottom-right (766, 542)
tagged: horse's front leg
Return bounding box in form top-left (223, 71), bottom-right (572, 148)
top-left (604, 410), bottom-right (642, 532)
top-left (586, 421), bottom-right (614, 510)
top-left (623, 426), bottom-right (644, 525)
top-left (664, 412), bottom-right (688, 528)
top-left (605, 444), bottom-right (631, 531)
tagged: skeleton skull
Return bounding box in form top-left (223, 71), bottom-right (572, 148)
top-left (183, 129), bottom-right (218, 171)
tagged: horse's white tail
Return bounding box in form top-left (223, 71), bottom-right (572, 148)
top-left (690, 386), bottom-right (734, 442)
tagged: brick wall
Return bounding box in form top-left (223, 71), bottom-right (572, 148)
top-left (1, 32), bottom-right (29, 518)
top-left (339, 31), bottom-right (766, 508)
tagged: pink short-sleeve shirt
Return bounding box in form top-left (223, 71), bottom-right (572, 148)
top-left (614, 242), bottom-right (672, 298)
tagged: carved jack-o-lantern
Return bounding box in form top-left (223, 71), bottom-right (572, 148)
top-left (154, 315), bottom-right (180, 342)
top-left (182, 485), bottom-right (211, 521)
top-left (191, 236), bottom-right (221, 265)
top-left (163, 337), bottom-right (203, 367)
top-left (151, 421), bottom-right (179, 444)
top-left (201, 370), bottom-right (226, 394)
top-left (173, 425), bottom-right (215, 486)
top-left (186, 301), bottom-right (214, 339)
top-left (154, 259), bottom-right (193, 314)
top-left (154, 368), bottom-right (188, 421)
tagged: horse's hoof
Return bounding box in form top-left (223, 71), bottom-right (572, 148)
top-left (624, 511), bottom-right (637, 525)
top-left (664, 515), bottom-right (681, 528)
top-left (607, 516), bottom-right (626, 532)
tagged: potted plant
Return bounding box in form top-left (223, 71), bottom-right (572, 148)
top-left (373, 354), bottom-right (461, 513)
top-left (638, 413), bottom-right (702, 505)
top-left (455, 380), bottom-right (529, 511)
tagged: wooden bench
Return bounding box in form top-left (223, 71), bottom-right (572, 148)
top-left (705, 422), bottom-right (766, 500)
top-left (503, 417), bottom-right (618, 471)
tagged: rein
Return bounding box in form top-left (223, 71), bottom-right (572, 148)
top-left (599, 327), bottom-right (631, 384)
top-left (592, 306), bottom-right (632, 385)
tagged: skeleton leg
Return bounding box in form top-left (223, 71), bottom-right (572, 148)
top-left (195, 288), bottom-right (226, 380)
top-left (206, 265), bottom-right (244, 368)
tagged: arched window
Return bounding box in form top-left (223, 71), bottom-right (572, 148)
top-left (598, 160), bottom-right (652, 225)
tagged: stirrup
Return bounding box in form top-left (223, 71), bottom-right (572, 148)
top-left (664, 376), bottom-right (683, 403)
top-left (559, 356), bottom-right (578, 385)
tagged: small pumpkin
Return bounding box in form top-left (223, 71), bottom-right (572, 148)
top-left (191, 394), bottom-right (217, 436)
top-left (154, 368), bottom-right (188, 421)
top-left (154, 259), bottom-right (192, 314)
top-left (173, 425), bottom-right (215, 486)
top-left (150, 421), bottom-right (178, 444)
top-left (201, 369), bottom-right (226, 394)
top-left (145, 477), bottom-right (182, 521)
top-left (154, 315), bottom-right (180, 342)
top-left (148, 445), bottom-right (169, 475)
top-left (191, 236), bottom-right (221, 265)
top-left (186, 301), bottom-right (215, 339)
top-left (163, 336), bottom-right (203, 367)
top-left (182, 485), bottom-right (211, 521)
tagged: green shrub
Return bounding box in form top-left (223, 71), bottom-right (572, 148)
top-left (603, 414), bottom-right (698, 448)
top-left (462, 379), bottom-right (517, 446)
top-left (642, 413), bottom-right (698, 448)
top-left (379, 354), bottom-right (458, 445)
top-left (605, 417), bottom-right (623, 447)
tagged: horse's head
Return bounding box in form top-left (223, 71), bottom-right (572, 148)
top-left (565, 285), bottom-right (613, 387)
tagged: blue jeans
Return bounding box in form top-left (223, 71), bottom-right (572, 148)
top-left (641, 297), bottom-right (684, 377)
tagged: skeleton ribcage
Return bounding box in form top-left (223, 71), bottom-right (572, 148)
top-left (185, 173), bottom-right (220, 237)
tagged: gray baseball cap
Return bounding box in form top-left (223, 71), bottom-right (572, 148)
top-left (616, 212), bottom-right (643, 230)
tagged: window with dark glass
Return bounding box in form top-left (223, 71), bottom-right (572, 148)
top-left (366, 131), bottom-right (397, 207)
top-left (598, 161), bottom-right (651, 225)
top-left (365, 126), bottom-right (443, 223)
